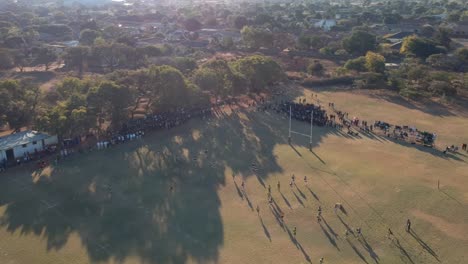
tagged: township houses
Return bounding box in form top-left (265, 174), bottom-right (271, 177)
top-left (0, 131), bottom-right (58, 164)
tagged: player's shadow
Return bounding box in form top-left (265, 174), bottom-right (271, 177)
top-left (346, 238), bottom-right (369, 264)
top-left (292, 190), bottom-right (305, 207)
top-left (258, 216), bottom-right (272, 242)
top-left (322, 217), bottom-right (338, 238)
top-left (410, 230), bottom-right (440, 262)
top-left (392, 238), bottom-right (415, 264)
top-left (307, 186), bottom-right (320, 201)
top-left (358, 235), bottom-right (380, 263)
top-left (233, 180), bottom-right (244, 200)
top-left (296, 186), bottom-right (307, 200)
top-left (337, 214), bottom-right (353, 234)
top-left (242, 189), bottom-right (254, 211)
top-left (319, 222), bottom-right (340, 251)
top-left (280, 192), bottom-right (292, 209)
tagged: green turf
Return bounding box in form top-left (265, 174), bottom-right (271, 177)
top-left (0, 88), bottom-right (467, 264)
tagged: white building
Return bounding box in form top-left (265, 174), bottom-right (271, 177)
top-left (0, 131), bottom-right (58, 163)
top-left (314, 19), bottom-right (337, 31)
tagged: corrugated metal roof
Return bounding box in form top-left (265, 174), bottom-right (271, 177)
top-left (0, 131), bottom-right (51, 151)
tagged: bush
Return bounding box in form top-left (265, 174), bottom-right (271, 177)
top-left (344, 56), bottom-right (366, 72)
top-left (307, 60), bottom-right (324, 76)
top-left (354, 72), bottom-right (386, 89)
top-left (428, 80), bottom-right (457, 96)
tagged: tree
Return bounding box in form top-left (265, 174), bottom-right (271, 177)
top-left (434, 27), bottom-right (452, 48)
top-left (241, 26), bottom-right (273, 49)
top-left (447, 12), bottom-right (461, 23)
top-left (365, 51), bottom-right (385, 73)
top-left (420, 24), bottom-right (435, 38)
top-left (344, 56), bottom-right (366, 72)
top-left (297, 35), bottom-right (311, 50)
top-left (232, 15), bottom-right (248, 30)
top-left (173, 57), bottom-right (197, 74)
top-left (254, 13), bottom-right (272, 25)
top-left (342, 30), bottom-right (376, 55)
top-left (307, 60), bottom-right (325, 76)
top-left (87, 81), bottom-right (132, 128)
top-left (400, 36), bottom-right (443, 58)
top-left (426, 53), bottom-right (458, 70)
top-left (12, 50), bottom-right (29, 72)
top-left (0, 79), bottom-right (39, 130)
top-left (64, 46), bottom-right (89, 77)
top-left (35, 24), bottom-right (72, 40)
top-left (0, 49), bottom-right (14, 70)
top-left (92, 43), bottom-right (131, 71)
top-left (230, 55), bottom-right (284, 92)
top-left (147, 65), bottom-right (192, 109)
top-left (103, 25), bottom-right (123, 40)
top-left (55, 77), bottom-right (91, 99)
top-left (79, 29), bottom-right (101, 45)
top-left (193, 68), bottom-right (225, 96)
top-left (142, 46), bottom-right (163, 57)
top-left (34, 47), bottom-right (57, 70)
top-left (184, 18), bottom-right (202, 32)
top-left (199, 58), bottom-right (246, 95)
top-left (455, 48), bottom-right (468, 64)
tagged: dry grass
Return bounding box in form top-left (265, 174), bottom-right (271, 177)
top-left (0, 86), bottom-right (467, 264)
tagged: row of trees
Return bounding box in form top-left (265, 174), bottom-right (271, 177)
top-left (31, 55), bottom-right (284, 140)
top-left (0, 79), bottom-right (40, 131)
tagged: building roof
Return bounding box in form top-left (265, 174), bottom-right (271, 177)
top-left (384, 31), bottom-right (415, 40)
top-left (0, 131), bottom-right (51, 151)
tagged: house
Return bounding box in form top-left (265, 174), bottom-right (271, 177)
top-left (389, 41), bottom-right (403, 51)
top-left (0, 131), bottom-right (58, 164)
top-left (384, 31), bottom-right (416, 43)
top-left (311, 19), bottom-right (337, 32)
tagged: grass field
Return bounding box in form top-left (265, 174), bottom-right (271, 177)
top-left (0, 86), bottom-right (467, 264)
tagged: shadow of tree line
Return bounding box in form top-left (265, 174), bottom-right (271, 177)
top-left (0, 105), bottom-right (294, 263)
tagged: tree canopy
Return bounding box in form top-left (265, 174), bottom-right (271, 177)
top-left (342, 30), bottom-right (376, 55)
top-left (400, 36), bottom-right (443, 58)
top-left (230, 55), bottom-right (284, 92)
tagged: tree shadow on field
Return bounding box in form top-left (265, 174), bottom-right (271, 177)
top-left (0, 109), bottom-right (298, 264)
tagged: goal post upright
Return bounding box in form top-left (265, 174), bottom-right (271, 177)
top-left (309, 110), bottom-right (313, 150)
top-left (288, 105), bottom-right (292, 144)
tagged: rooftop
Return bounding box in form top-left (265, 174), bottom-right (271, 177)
top-left (0, 131), bottom-right (51, 151)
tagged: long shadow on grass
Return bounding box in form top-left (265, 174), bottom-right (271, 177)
top-left (346, 238), bottom-right (369, 264)
top-left (410, 230), bottom-right (440, 262)
top-left (259, 216), bottom-right (272, 242)
top-left (0, 93), bottom-right (455, 263)
top-left (0, 110), bottom-right (294, 263)
top-left (392, 238), bottom-right (415, 264)
top-left (319, 222), bottom-right (340, 251)
top-left (359, 235), bottom-right (380, 263)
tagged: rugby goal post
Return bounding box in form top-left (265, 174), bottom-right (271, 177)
top-left (288, 106), bottom-right (314, 150)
